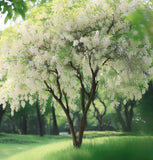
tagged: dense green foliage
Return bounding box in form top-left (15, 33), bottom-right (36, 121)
top-left (0, 0), bottom-right (27, 23)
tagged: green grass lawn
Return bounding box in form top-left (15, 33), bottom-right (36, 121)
top-left (0, 131), bottom-right (153, 160)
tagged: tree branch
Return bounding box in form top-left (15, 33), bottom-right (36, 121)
top-left (88, 55), bottom-right (94, 76)
top-left (107, 14), bottom-right (115, 34)
top-left (63, 90), bottom-right (69, 111)
top-left (97, 96), bottom-right (107, 117)
top-left (55, 69), bottom-right (62, 100)
top-left (69, 61), bottom-right (89, 97)
top-left (102, 57), bottom-right (110, 66)
top-left (44, 80), bottom-right (59, 101)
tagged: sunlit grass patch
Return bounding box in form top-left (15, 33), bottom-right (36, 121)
top-left (0, 133), bottom-right (71, 159)
top-left (6, 140), bottom-right (72, 160)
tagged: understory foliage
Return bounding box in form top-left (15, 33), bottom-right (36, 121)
top-left (0, 0), bottom-right (152, 147)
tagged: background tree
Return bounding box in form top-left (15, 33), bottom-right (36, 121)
top-left (127, 0), bottom-right (153, 45)
top-left (46, 95), bottom-right (59, 135)
top-left (92, 95), bottom-right (107, 131)
top-left (115, 99), bottom-right (136, 132)
top-left (0, 104), bottom-right (5, 129)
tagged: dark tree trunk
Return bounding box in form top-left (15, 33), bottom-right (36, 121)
top-left (78, 113), bottom-right (87, 147)
top-left (81, 88), bottom-right (88, 130)
top-left (84, 116), bottom-right (88, 130)
top-left (116, 100), bottom-right (136, 132)
top-left (36, 101), bottom-right (44, 136)
top-left (0, 104), bottom-right (5, 128)
top-left (65, 111), bottom-right (79, 148)
top-left (99, 119), bottom-right (105, 131)
top-left (52, 106), bottom-right (59, 135)
top-left (124, 104), bottom-right (130, 131)
top-left (116, 106), bottom-right (127, 132)
top-left (92, 98), bottom-right (106, 131)
top-left (21, 115), bottom-right (27, 134)
top-left (126, 101), bottom-right (135, 131)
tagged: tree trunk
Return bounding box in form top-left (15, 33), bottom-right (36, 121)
top-left (0, 104), bottom-right (5, 128)
top-left (81, 88), bottom-right (88, 130)
top-left (99, 119), bottom-right (105, 131)
top-left (92, 99), bottom-right (106, 131)
top-left (77, 113), bottom-right (87, 147)
top-left (116, 100), bottom-right (135, 132)
top-left (36, 101), bottom-right (44, 136)
top-left (22, 115), bottom-right (27, 134)
top-left (124, 104), bottom-right (130, 131)
top-left (116, 107), bottom-right (127, 132)
top-left (127, 102), bottom-right (134, 131)
top-left (66, 112), bottom-right (79, 148)
top-left (52, 106), bottom-right (59, 135)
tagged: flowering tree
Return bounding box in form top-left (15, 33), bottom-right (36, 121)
top-left (1, 0), bottom-right (152, 148)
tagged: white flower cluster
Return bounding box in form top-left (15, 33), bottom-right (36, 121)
top-left (0, 0), bottom-right (152, 112)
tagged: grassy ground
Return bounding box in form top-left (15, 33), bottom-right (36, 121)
top-left (0, 131), bottom-right (153, 160)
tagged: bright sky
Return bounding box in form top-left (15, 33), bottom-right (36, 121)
top-left (0, 13), bottom-right (13, 31)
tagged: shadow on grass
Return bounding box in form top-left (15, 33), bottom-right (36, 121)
top-left (0, 137), bottom-right (37, 144)
top-left (44, 136), bottom-right (153, 160)
top-left (83, 131), bottom-right (139, 139)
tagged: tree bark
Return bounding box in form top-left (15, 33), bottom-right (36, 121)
top-left (127, 101), bottom-right (135, 131)
top-left (116, 106), bottom-right (127, 132)
top-left (116, 100), bottom-right (135, 132)
top-left (92, 99), bottom-right (106, 131)
top-left (52, 106), bottom-right (59, 135)
top-left (124, 104), bottom-right (130, 131)
top-left (81, 88), bottom-right (88, 130)
top-left (21, 115), bottom-right (27, 134)
top-left (0, 104), bottom-right (5, 128)
top-left (78, 113), bottom-right (87, 147)
top-left (36, 101), bottom-right (44, 136)
top-left (65, 111), bottom-right (79, 148)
